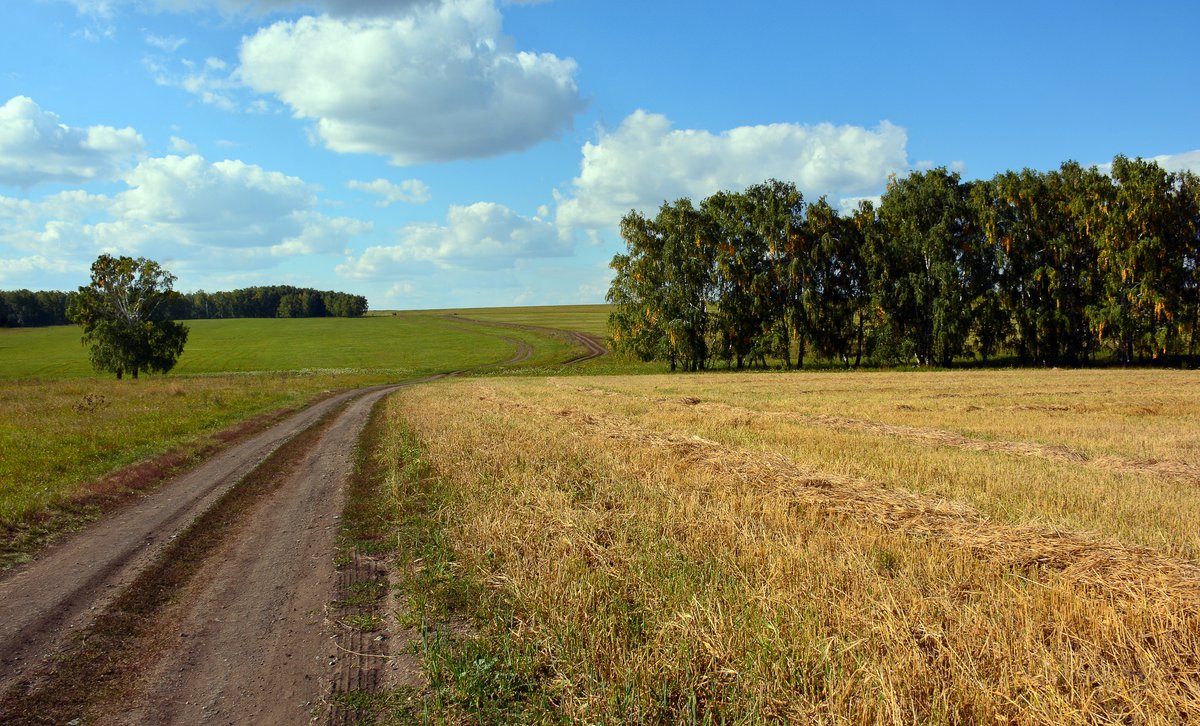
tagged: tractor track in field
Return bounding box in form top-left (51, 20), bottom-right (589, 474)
top-left (0, 323), bottom-right (604, 725)
top-left (442, 314), bottom-right (608, 366)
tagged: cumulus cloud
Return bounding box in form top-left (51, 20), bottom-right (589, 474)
top-left (554, 110), bottom-right (909, 233)
top-left (151, 0), bottom-right (431, 16)
top-left (1094, 150), bottom-right (1200, 177)
top-left (1145, 149), bottom-right (1200, 175)
top-left (169, 136), bottom-right (199, 154)
top-left (239, 0), bottom-right (584, 164)
top-left (93, 154), bottom-right (369, 254)
top-left (347, 177), bottom-right (431, 206)
top-left (61, 0), bottom-right (432, 18)
top-left (338, 201), bottom-right (566, 278)
top-left (0, 254), bottom-right (78, 283)
top-left (268, 213), bottom-right (372, 256)
top-left (0, 153), bottom-right (369, 290)
top-left (0, 191), bottom-right (111, 264)
top-left (0, 96), bottom-right (144, 187)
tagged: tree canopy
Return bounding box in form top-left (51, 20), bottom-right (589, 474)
top-left (1, 284), bottom-right (369, 328)
top-left (608, 156), bottom-right (1200, 369)
top-left (68, 255), bottom-right (189, 379)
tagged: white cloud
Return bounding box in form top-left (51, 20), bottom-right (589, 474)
top-left (146, 0), bottom-right (430, 16)
top-left (0, 254), bottom-right (78, 283)
top-left (269, 213), bottom-right (372, 256)
top-left (338, 201), bottom-right (567, 278)
top-left (59, 0), bottom-right (117, 18)
top-left (146, 55), bottom-right (245, 112)
top-left (239, 0), bottom-right (584, 165)
top-left (836, 195), bottom-right (881, 215)
top-left (1095, 150), bottom-right (1200, 177)
top-left (169, 135), bottom-right (199, 154)
top-left (554, 110), bottom-right (909, 233)
top-left (0, 153), bottom-right (370, 291)
top-left (347, 177), bottom-right (431, 206)
top-left (0, 96), bottom-right (144, 187)
top-left (1146, 149), bottom-right (1200, 175)
top-left (145, 33), bottom-right (187, 52)
top-left (60, 0), bottom-right (432, 17)
top-left (112, 155), bottom-right (315, 243)
top-left (0, 190), bottom-right (111, 255)
top-left (95, 154), bottom-right (368, 255)
top-left (385, 281), bottom-right (415, 298)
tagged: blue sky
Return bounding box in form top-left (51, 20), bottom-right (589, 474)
top-left (2, 0), bottom-right (1197, 310)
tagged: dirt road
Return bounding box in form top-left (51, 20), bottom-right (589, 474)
top-left (0, 381), bottom-right (412, 724)
top-left (0, 384), bottom-right (381, 693)
top-left (0, 324), bottom-right (606, 724)
top-left (114, 384), bottom-right (399, 725)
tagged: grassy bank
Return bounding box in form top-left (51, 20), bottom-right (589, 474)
top-left (374, 369), bottom-right (1200, 722)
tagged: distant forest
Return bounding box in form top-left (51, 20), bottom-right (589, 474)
top-left (0, 285), bottom-right (368, 327)
top-left (608, 156), bottom-right (1200, 369)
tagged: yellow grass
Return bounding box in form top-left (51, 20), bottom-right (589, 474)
top-left (382, 368), bottom-right (1200, 723)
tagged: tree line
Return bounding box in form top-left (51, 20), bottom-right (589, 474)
top-left (0, 284), bottom-right (368, 327)
top-left (607, 156), bottom-right (1200, 370)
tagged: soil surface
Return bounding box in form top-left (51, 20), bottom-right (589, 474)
top-left (0, 384), bottom-right (384, 697)
top-left (112, 384), bottom-right (400, 725)
top-left (0, 324), bottom-right (606, 724)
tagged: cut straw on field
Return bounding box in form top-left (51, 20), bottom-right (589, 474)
top-left (378, 370), bottom-right (1200, 724)
top-left (548, 380), bottom-right (1200, 486)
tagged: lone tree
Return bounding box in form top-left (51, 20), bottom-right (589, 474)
top-left (68, 255), bottom-right (189, 379)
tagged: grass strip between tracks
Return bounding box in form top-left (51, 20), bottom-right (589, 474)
top-left (322, 397), bottom-right (411, 723)
top-left (0, 400), bottom-right (349, 725)
top-left (317, 389), bottom-right (552, 722)
top-left (329, 394), bottom-right (561, 722)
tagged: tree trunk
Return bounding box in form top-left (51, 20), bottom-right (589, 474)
top-left (1188, 306), bottom-right (1199, 367)
top-left (854, 313), bottom-right (864, 368)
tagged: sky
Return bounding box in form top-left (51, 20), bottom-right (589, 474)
top-left (1, 0), bottom-right (1198, 310)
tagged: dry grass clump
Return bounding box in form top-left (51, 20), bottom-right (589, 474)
top-left (386, 373), bottom-right (1200, 724)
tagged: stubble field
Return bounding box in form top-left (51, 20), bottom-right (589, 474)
top-left (377, 368), bottom-right (1200, 723)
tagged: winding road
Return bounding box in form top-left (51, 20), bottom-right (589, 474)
top-left (0, 320), bottom-right (604, 724)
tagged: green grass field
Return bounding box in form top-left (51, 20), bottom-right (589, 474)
top-left (410, 304), bottom-right (612, 338)
top-left (0, 315), bottom-right (551, 380)
top-left (0, 312), bottom-right (582, 536)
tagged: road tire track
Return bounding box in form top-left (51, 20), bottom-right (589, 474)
top-left (442, 314), bottom-right (608, 365)
top-left (0, 384), bottom-right (396, 698)
top-left (110, 384), bottom-right (403, 725)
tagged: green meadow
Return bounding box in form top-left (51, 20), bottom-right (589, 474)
top-left (0, 312), bottom-right (586, 533)
top-left (427, 303), bottom-right (612, 337)
top-left (1, 315), bottom-right (551, 380)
